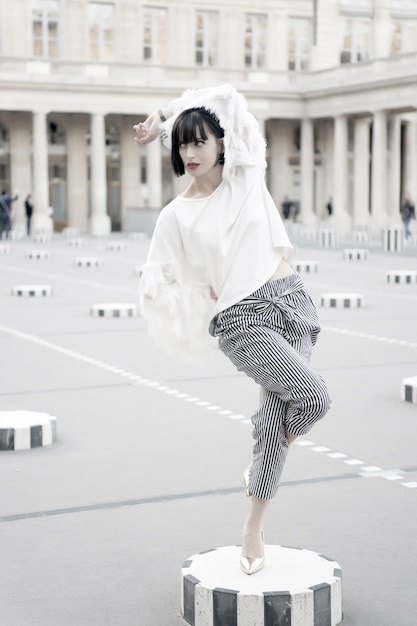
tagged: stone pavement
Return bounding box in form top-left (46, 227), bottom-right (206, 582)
top-left (1, 233), bottom-right (416, 625)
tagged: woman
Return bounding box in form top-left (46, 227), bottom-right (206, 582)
top-left (135, 85), bottom-right (331, 575)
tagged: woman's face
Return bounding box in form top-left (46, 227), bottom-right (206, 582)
top-left (178, 124), bottom-right (223, 180)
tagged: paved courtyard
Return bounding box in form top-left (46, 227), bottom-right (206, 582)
top-left (1, 231), bottom-right (416, 625)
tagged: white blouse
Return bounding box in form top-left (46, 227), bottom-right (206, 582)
top-left (139, 167), bottom-right (293, 359)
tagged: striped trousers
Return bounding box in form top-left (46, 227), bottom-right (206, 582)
top-left (209, 273), bottom-right (331, 499)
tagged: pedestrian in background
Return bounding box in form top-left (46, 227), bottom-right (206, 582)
top-left (25, 193), bottom-right (33, 235)
top-left (400, 194), bottom-right (415, 239)
top-left (0, 189), bottom-right (19, 240)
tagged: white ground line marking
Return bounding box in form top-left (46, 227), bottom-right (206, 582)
top-left (322, 326), bottom-right (417, 349)
top-left (2, 322), bottom-right (414, 495)
top-left (296, 438), bottom-right (415, 494)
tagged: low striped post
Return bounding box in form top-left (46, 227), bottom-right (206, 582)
top-left (26, 249), bottom-right (50, 260)
top-left (181, 545), bottom-right (342, 626)
top-left (343, 249), bottom-right (368, 261)
top-left (73, 256), bottom-right (101, 267)
top-left (382, 229), bottom-right (403, 253)
top-left (386, 270), bottom-right (417, 284)
top-left (90, 302), bottom-right (138, 317)
top-left (294, 260), bottom-right (318, 273)
top-left (401, 376), bottom-right (417, 404)
top-left (12, 284), bottom-right (52, 297)
top-left (320, 293), bottom-right (363, 308)
top-left (0, 410), bottom-right (57, 451)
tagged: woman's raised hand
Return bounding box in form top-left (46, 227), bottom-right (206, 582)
top-left (134, 111), bottom-right (162, 146)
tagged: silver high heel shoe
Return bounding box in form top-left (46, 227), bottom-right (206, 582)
top-left (240, 530), bottom-right (265, 575)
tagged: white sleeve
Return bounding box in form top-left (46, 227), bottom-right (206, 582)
top-left (138, 208), bottom-right (218, 361)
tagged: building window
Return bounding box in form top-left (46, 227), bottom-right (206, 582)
top-left (88, 2), bottom-right (114, 61)
top-left (244, 14), bottom-right (267, 69)
top-left (195, 11), bottom-right (218, 66)
top-left (32, 0), bottom-right (59, 58)
top-left (288, 18), bottom-right (312, 71)
top-left (391, 19), bottom-right (417, 55)
top-left (340, 17), bottom-right (372, 64)
top-left (143, 7), bottom-right (167, 63)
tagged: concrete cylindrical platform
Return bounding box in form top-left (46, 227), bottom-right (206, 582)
top-left (90, 302), bottom-right (138, 317)
top-left (0, 410), bottom-right (57, 451)
top-left (181, 545), bottom-right (342, 626)
top-left (73, 256), bottom-right (101, 267)
top-left (294, 260), bottom-right (318, 273)
top-left (12, 285), bottom-right (52, 297)
top-left (343, 248), bottom-right (368, 261)
top-left (386, 270), bottom-right (417, 284)
top-left (26, 249), bottom-right (50, 260)
top-left (320, 293), bottom-right (363, 308)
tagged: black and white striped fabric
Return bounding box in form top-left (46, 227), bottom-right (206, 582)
top-left (210, 273), bottom-right (331, 499)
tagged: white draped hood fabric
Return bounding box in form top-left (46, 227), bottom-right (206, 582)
top-left (139, 85), bottom-right (293, 359)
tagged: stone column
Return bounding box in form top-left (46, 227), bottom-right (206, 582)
top-left (403, 115), bottom-right (417, 207)
top-left (333, 115), bottom-right (351, 232)
top-left (31, 111), bottom-right (53, 234)
top-left (67, 114), bottom-right (89, 232)
top-left (9, 112), bottom-right (32, 231)
top-left (120, 116), bottom-right (142, 231)
top-left (300, 117), bottom-right (316, 227)
top-left (353, 117), bottom-right (371, 229)
top-left (146, 137), bottom-right (162, 209)
top-left (371, 110), bottom-right (388, 230)
top-left (90, 112), bottom-right (111, 235)
top-left (388, 114), bottom-right (402, 226)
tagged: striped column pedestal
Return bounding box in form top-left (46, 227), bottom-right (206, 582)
top-left (352, 231), bottom-right (369, 245)
top-left (12, 285), bottom-right (52, 297)
top-left (0, 410), bottom-right (57, 451)
top-left (318, 229), bottom-right (337, 249)
top-left (106, 241), bottom-right (128, 252)
top-left (386, 270), bottom-right (417, 284)
top-left (67, 237), bottom-right (84, 247)
top-left (181, 545), bottom-right (342, 626)
top-left (294, 260), bottom-right (318, 273)
top-left (73, 257), bottom-right (101, 267)
top-left (62, 227), bottom-right (80, 238)
top-left (128, 232), bottom-right (148, 241)
top-left (0, 243), bottom-right (11, 254)
top-left (401, 376), bottom-right (417, 404)
top-left (90, 302), bottom-right (138, 317)
top-left (32, 233), bottom-right (50, 243)
top-left (26, 250), bottom-right (50, 260)
top-left (343, 249), bottom-right (368, 261)
top-left (320, 293), bottom-right (363, 308)
top-left (382, 229), bottom-right (403, 253)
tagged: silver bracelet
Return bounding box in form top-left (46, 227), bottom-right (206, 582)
top-left (158, 109), bottom-right (167, 122)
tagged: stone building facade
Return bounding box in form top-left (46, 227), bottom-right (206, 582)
top-left (0, 0), bottom-right (416, 235)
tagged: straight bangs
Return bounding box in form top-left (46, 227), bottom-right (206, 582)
top-left (174, 111), bottom-right (209, 147)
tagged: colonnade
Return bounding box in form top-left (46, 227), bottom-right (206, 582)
top-left (4, 106), bottom-right (417, 235)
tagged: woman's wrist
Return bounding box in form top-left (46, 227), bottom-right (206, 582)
top-left (157, 107), bottom-right (172, 123)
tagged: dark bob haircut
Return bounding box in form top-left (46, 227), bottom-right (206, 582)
top-left (171, 107), bottom-right (225, 177)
